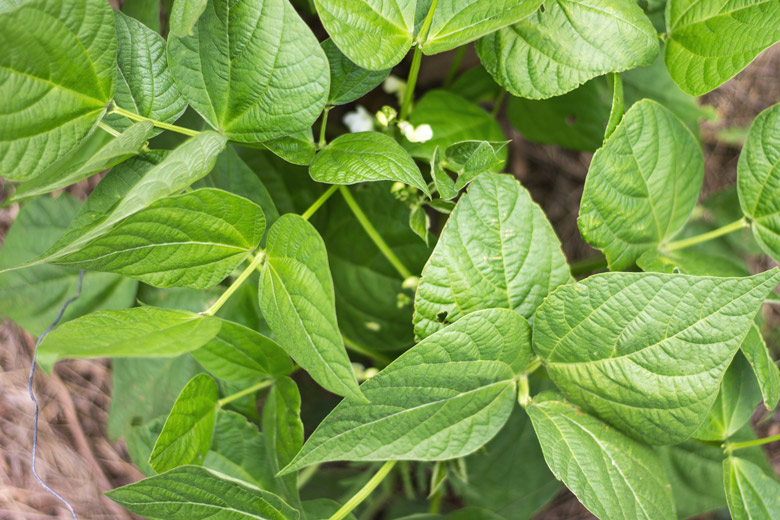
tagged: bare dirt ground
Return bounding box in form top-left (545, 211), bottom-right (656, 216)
top-left (0, 41), bottom-right (778, 520)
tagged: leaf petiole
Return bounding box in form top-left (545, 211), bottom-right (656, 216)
top-left (724, 433), bottom-right (780, 454)
top-left (217, 378), bottom-right (275, 407)
top-left (301, 184), bottom-right (339, 221)
top-left (318, 106), bottom-right (332, 149)
top-left (109, 104), bottom-right (201, 137)
top-left (202, 252), bottom-right (265, 316)
top-left (663, 217), bottom-right (749, 251)
top-left (328, 461), bottom-right (397, 520)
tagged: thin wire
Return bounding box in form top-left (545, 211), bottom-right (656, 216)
top-left (27, 270), bottom-right (85, 520)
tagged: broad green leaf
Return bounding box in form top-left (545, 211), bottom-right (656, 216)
top-left (197, 146), bottom-right (281, 226)
top-left (741, 323), bottom-right (780, 410)
top-left (578, 100), bottom-right (704, 270)
top-left (738, 104), bottom-right (780, 263)
top-left (533, 269), bottom-right (780, 444)
top-left (169, 0), bottom-right (207, 36)
top-left (0, 196), bottom-right (136, 337)
top-left (150, 374), bottom-right (219, 473)
top-left (421, 0), bottom-right (543, 55)
top-left (259, 214), bottom-right (364, 401)
top-left (312, 0), bottom-right (415, 71)
top-left (108, 355), bottom-right (202, 441)
top-left (38, 306), bottom-right (221, 359)
top-left (10, 122), bottom-right (154, 202)
top-left (693, 352), bottom-right (761, 441)
top-left (449, 66), bottom-right (503, 104)
top-left (320, 183), bottom-right (433, 351)
top-left (203, 410), bottom-right (275, 489)
top-left (122, 0), bottom-right (160, 33)
top-left (126, 418), bottom-right (165, 476)
top-left (34, 132), bottom-right (227, 266)
top-left (310, 132), bottom-right (430, 196)
top-left (444, 140), bottom-right (508, 190)
top-left (476, 0), bottom-right (658, 99)
top-left (107, 465), bottom-right (300, 520)
top-left (404, 90), bottom-right (507, 161)
top-left (459, 405), bottom-right (560, 520)
top-left (0, 0), bottom-right (116, 181)
top-left (168, 0), bottom-right (329, 141)
top-left (409, 205), bottom-right (430, 245)
top-left (527, 395), bottom-right (676, 519)
top-left (263, 376), bottom-right (304, 506)
top-left (323, 38), bottom-right (390, 105)
top-left (724, 456), bottom-right (780, 520)
top-left (51, 188), bottom-right (265, 289)
top-left (259, 129), bottom-right (318, 166)
top-left (665, 0), bottom-right (780, 95)
top-left (104, 11), bottom-right (188, 135)
top-left (414, 173), bottom-right (571, 340)
top-left (192, 320), bottom-right (293, 383)
top-left (281, 309), bottom-right (532, 473)
top-left (431, 147), bottom-right (458, 200)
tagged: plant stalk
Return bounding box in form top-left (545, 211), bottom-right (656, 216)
top-left (302, 185), bottom-right (339, 221)
top-left (318, 106), bottom-right (332, 149)
top-left (399, 46), bottom-right (423, 121)
top-left (110, 105), bottom-right (201, 137)
top-left (724, 433), bottom-right (780, 454)
top-left (339, 186), bottom-right (414, 279)
top-left (328, 461), bottom-right (397, 520)
top-left (444, 45), bottom-right (466, 87)
top-left (218, 379), bottom-right (274, 407)
top-left (203, 252), bottom-right (265, 316)
top-left (97, 121), bottom-right (121, 137)
top-left (664, 217), bottom-right (748, 251)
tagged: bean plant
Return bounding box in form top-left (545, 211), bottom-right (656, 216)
top-left (2, 0), bottom-right (780, 518)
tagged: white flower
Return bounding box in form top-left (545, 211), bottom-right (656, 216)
top-left (376, 111), bottom-right (390, 127)
top-left (383, 75), bottom-right (406, 103)
top-left (342, 105), bottom-right (374, 133)
top-left (399, 121), bottom-right (433, 143)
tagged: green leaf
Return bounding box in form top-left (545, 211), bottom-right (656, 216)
top-left (259, 129), bottom-right (318, 166)
top-left (34, 132), bottom-right (227, 266)
top-left (263, 376), bottom-right (304, 506)
top-left (724, 456), bottom-right (780, 520)
top-left (459, 405), bottom-right (560, 520)
top-left (10, 122), bottom-right (154, 202)
top-left (665, 0), bottom-right (780, 95)
top-left (741, 323), bottom-right (780, 410)
top-left (51, 188), bottom-right (265, 289)
top-left (259, 214), bottom-right (364, 401)
top-left (168, 0), bottom-right (329, 141)
top-left (578, 99), bottom-right (704, 270)
top-left (169, 0), bottom-right (207, 36)
top-left (281, 308), bottom-right (532, 473)
top-left (0, 196), bottom-right (136, 337)
top-left (693, 352), bottom-right (761, 441)
top-left (738, 104), bottom-right (780, 263)
top-left (192, 320), bottom-right (293, 383)
top-left (107, 465), bottom-right (300, 520)
top-left (421, 0), bottom-right (544, 55)
top-left (444, 140), bottom-right (508, 190)
top-left (414, 173), bottom-right (571, 340)
top-left (203, 410), bottom-right (276, 489)
top-left (38, 306), bottom-right (221, 359)
top-left (476, 0), bottom-right (658, 99)
top-left (431, 147), bottom-right (458, 200)
top-left (449, 65), bottom-right (503, 104)
top-left (533, 269), bottom-right (780, 444)
top-left (149, 374), bottom-right (219, 473)
top-left (104, 11), bottom-right (188, 135)
top-left (122, 0), bottom-right (160, 33)
top-left (126, 418), bottom-right (166, 476)
top-left (310, 132), bottom-right (430, 196)
top-left (409, 205), bottom-right (430, 245)
top-left (527, 395), bottom-right (676, 519)
top-left (319, 183), bottom-right (432, 351)
top-left (404, 90), bottom-right (507, 161)
top-left (0, 0), bottom-right (116, 181)
top-left (312, 0), bottom-right (415, 70)
top-left (323, 38), bottom-right (390, 105)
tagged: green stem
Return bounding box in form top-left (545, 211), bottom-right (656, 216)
top-left (491, 89), bottom-right (506, 117)
top-left (218, 378), bottom-right (274, 407)
top-left (302, 185), bottom-right (339, 221)
top-left (297, 463), bottom-right (320, 490)
top-left (724, 433), bottom-right (780, 454)
top-left (203, 252), bottom-right (265, 316)
top-left (428, 488), bottom-right (443, 514)
top-left (98, 121), bottom-right (121, 137)
top-left (328, 461), bottom-right (397, 520)
top-left (342, 335), bottom-right (392, 366)
top-left (318, 106), bottom-right (332, 149)
top-left (339, 186), bottom-right (414, 279)
top-left (111, 104), bottom-right (201, 137)
top-left (443, 45), bottom-right (466, 87)
top-left (569, 254), bottom-right (608, 277)
top-left (517, 374), bottom-right (531, 406)
top-left (399, 46), bottom-right (423, 121)
top-left (664, 217), bottom-right (748, 251)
